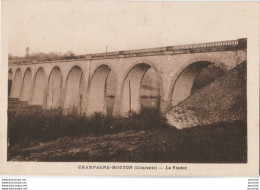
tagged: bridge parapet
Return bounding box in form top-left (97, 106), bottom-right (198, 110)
top-left (167, 39), bottom-right (240, 51)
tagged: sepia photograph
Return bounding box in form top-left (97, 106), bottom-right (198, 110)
top-left (0, 1), bottom-right (259, 176)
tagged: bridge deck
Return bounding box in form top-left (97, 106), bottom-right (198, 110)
top-left (9, 38), bottom-right (246, 65)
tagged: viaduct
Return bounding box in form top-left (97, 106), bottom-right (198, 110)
top-left (8, 38), bottom-right (247, 116)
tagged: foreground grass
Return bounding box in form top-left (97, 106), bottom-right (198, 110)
top-left (8, 101), bottom-right (247, 163)
top-left (8, 107), bottom-right (167, 147)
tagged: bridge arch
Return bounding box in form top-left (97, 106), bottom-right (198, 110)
top-left (86, 64), bottom-right (117, 116)
top-left (120, 62), bottom-right (161, 115)
top-left (10, 68), bottom-right (22, 98)
top-left (169, 57), bottom-right (225, 108)
top-left (64, 64), bottom-right (84, 81)
top-left (30, 67), bottom-right (47, 105)
top-left (19, 68), bottom-right (33, 101)
top-left (45, 66), bottom-right (63, 109)
top-left (63, 66), bottom-right (84, 113)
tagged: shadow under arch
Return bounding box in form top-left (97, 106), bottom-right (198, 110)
top-left (10, 68), bottom-right (22, 98)
top-left (30, 67), bottom-right (47, 106)
top-left (169, 60), bottom-right (225, 108)
top-left (8, 68), bottom-right (13, 96)
top-left (8, 68), bottom-right (12, 79)
top-left (86, 64), bottom-right (117, 116)
top-left (45, 66), bottom-right (63, 110)
top-left (20, 68), bottom-right (33, 101)
top-left (120, 62), bottom-right (161, 115)
top-left (63, 66), bottom-right (84, 113)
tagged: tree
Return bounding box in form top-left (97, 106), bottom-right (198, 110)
top-left (8, 53), bottom-right (14, 59)
top-left (64, 50), bottom-right (75, 58)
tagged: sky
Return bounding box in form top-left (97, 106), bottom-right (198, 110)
top-left (2, 1), bottom-right (257, 56)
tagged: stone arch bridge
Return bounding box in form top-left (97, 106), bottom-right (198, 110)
top-left (8, 38), bottom-right (247, 116)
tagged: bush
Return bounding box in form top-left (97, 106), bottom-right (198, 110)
top-left (8, 108), bottom-right (170, 148)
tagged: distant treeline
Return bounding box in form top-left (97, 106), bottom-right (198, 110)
top-left (8, 51), bottom-right (85, 64)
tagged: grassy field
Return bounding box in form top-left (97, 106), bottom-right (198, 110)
top-left (8, 99), bottom-right (247, 163)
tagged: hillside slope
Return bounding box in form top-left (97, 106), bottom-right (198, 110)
top-left (166, 62), bottom-right (246, 129)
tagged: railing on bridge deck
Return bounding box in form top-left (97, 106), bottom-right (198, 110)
top-left (90, 38), bottom-right (246, 57)
top-left (166, 39), bottom-right (239, 51)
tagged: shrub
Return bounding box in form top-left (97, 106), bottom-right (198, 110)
top-left (8, 108), bottom-right (170, 148)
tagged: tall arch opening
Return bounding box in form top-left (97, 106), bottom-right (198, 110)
top-left (87, 65), bottom-right (117, 116)
top-left (30, 68), bottom-right (46, 105)
top-left (8, 69), bottom-right (12, 96)
top-left (46, 67), bottom-right (62, 109)
top-left (20, 68), bottom-right (33, 101)
top-left (10, 69), bottom-right (22, 98)
top-left (64, 66), bottom-right (84, 113)
top-left (170, 61), bottom-right (224, 107)
top-left (121, 63), bottom-right (160, 115)
top-left (140, 68), bottom-right (160, 110)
